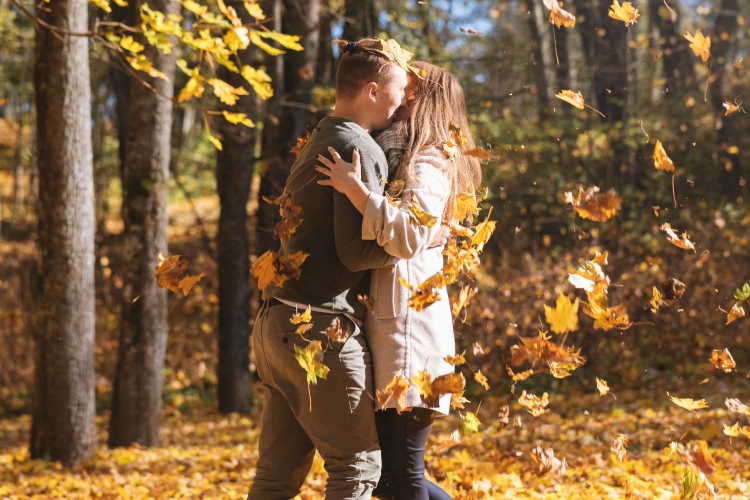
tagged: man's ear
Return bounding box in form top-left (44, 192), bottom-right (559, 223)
top-left (364, 82), bottom-right (378, 102)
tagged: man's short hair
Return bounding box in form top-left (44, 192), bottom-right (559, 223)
top-left (334, 38), bottom-right (399, 100)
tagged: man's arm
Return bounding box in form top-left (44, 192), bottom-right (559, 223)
top-left (332, 144), bottom-right (398, 272)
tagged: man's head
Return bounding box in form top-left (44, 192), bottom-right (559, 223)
top-left (332, 38), bottom-right (410, 131)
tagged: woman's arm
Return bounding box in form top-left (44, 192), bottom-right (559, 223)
top-left (316, 147), bottom-right (370, 215)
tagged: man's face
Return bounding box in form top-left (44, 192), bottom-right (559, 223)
top-left (371, 66), bottom-right (409, 130)
top-left (392, 73), bottom-right (419, 122)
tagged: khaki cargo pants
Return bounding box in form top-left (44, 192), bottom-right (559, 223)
top-left (247, 301), bottom-right (381, 499)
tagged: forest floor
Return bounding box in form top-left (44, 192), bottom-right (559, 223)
top-left (2, 192), bottom-right (750, 498)
top-left (2, 383), bottom-right (750, 499)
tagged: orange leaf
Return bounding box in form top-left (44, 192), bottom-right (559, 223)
top-left (685, 30), bottom-right (711, 62)
top-left (178, 273), bottom-right (205, 296)
top-left (565, 187), bottom-right (622, 222)
top-left (709, 348), bottom-right (736, 373)
top-left (290, 130), bottom-right (310, 159)
top-left (659, 223), bottom-right (695, 252)
top-left (155, 253), bottom-right (188, 293)
top-left (556, 89), bottom-right (584, 109)
top-left (653, 140), bottom-right (675, 173)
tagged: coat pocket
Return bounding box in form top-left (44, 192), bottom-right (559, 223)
top-left (374, 265), bottom-right (397, 320)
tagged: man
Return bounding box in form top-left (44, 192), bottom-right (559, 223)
top-left (248, 38), bottom-right (415, 499)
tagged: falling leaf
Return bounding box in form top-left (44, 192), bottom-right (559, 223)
top-left (426, 372), bottom-right (467, 407)
top-left (596, 378), bottom-right (611, 397)
top-left (556, 89), bottom-right (585, 109)
top-left (358, 294), bottom-right (378, 312)
top-left (650, 286), bottom-right (665, 313)
top-left (611, 434), bottom-right (630, 463)
top-left (290, 130), bottom-right (310, 160)
top-left (565, 186), bottom-right (622, 222)
top-left (544, 293), bottom-right (579, 335)
top-left (461, 411), bottom-right (482, 435)
top-left (685, 30), bottom-right (711, 62)
top-left (608, 0), bottom-right (640, 25)
top-left (464, 147), bottom-right (491, 161)
top-left (676, 440), bottom-right (717, 475)
top-left (660, 223), bottom-right (696, 252)
top-left (432, 429), bottom-right (461, 453)
top-left (251, 250), bottom-right (309, 290)
top-left (734, 282), bottom-right (750, 302)
top-left (653, 140), bottom-right (675, 173)
top-left (295, 323), bottom-right (313, 335)
top-left (542, 0), bottom-right (576, 28)
top-left (290, 306), bottom-right (312, 325)
top-left (661, 278), bottom-right (687, 302)
top-left (376, 372), bottom-right (411, 412)
top-left (518, 391), bottom-right (550, 417)
top-left (725, 398), bottom-right (749, 415)
top-left (669, 395), bottom-right (708, 412)
top-left (324, 318), bottom-right (349, 343)
top-left (177, 273), bottom-right (204, 297)
top-left (709, 348), bottom-right (736, 373)
top-left (498, 405), bottom-right (510, 425)
top-left (531, 447), bottom-right (567, 476)
top-left (723, 422), bottom-right (740, 438)
top-left (725, 303), bottom-right (745, 324)
top-left (451, 286), bottom-right (476, 318)
top-left (454, 185), bottom-right (481, 221)
top-left (511, 331), bottom-right (586, 369)
top-left (407, 199), bottom-right (438, 228)
top-left (294, 340), bottom-right (329, 411)
top-left (451, 392), bottom-right (471, 410)
top-left (470, 212), bottom-right (496, 252)
top-left (444, 353), bottom-right (466, 366)
top-left (155, 253), bottom-right (189, 293)
top-left (723, 101), bottom-right (740, 116)
top-left (472, 342), bottom-right (485, 356)
top-left (411, 370), bottom-right (434, 403)
top-left (474, 371), bottom-right (489, 390)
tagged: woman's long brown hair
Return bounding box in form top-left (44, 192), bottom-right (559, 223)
top-left (396, 61), bottom-right (482, 221)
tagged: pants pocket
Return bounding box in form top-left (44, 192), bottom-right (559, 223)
top-left (375, 265), bottom-right (397, 320)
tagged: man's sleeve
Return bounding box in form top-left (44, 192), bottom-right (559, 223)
top-left (332, 143), bottom-right (399, 272)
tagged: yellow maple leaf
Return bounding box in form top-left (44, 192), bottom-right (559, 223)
top-left (723, 422), bottom-right (740, 438)
top-left (709, 348), bottom-right (736, 373)
top-left (470, 214), bottom-right (496, 252)
top-left (556, 89), bottom-right (585, 109)
top-left (407, 199), bottom-right (438, 228)
top-left (669, 395), bottom-right (708, 411)
top-left (608, 0), bottom-right (639, 25)
top-left (451, 285), bottom-right (476, 318)
top-left (178, 75), bottom-right (205, 103)
top-left (444, 353), bottom-right (466, 366)
top-left (454, 185), bottom-right (481, 221)
top-left (474, 371), bottom-right (489, 390)
top-left (518, 391), bottom-right (550, 417)
top-left (411, 370), bottom-right (433, 402)
top-left (224, 27), bottom-right (251, 52)
top-left (373, 38), bottom-right (415, 73)
top-left (290, 306), bottom-right (312, 325)
top-left (376, 372), bottom-right (411, 412)
top-left (596, 377), bottom-right (610, 397)
top-left (685, 30), bottom-right (711, 62)
top-left (250, 250), bottom-right (309, 290)
top-left (565, 186), bottom-right (622, 222)
top-left (544, 293), bottom-right (580, 335)
top-left (222, 111), bottom-right (255, 128)
top-left (653, 140), bottom-right (675, 172)
top-left (207, 78), bottom-right (249, 106)
top-left (294, 340), bottom-right (329, 411)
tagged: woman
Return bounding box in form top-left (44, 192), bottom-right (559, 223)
top-left (316, 61), bottom-right (482, 499)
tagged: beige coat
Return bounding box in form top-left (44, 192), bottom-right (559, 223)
top-left (362, 147), bottom-right (454, 414)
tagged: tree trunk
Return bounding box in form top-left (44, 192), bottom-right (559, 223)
top-left (553, 24), bottom-right (573, 92)
top-left (109, 2), bottom-right (136, 190)
top-left (526, 0), bottom-right (552, 121)
top-left (30, 0), bottom-right (96, 466)
top-left (13, 95), bottom-right (24, 225)
top-left (109, 0), bottom-right (177, 448)
top-left (648, 0), bottom-right (696, 96)
top-left (257, 0), bottom-right (320, 258)
top-left (316, 5), bottom-right (334, 86)
top-left (215, 12), bottom-right (258, 415)
top-left (708, 0), bottom-right (740, 197)
top-left (341, 0), bottom-right (378, 40)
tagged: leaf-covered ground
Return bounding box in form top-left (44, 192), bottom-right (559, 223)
top-left (2, 382), bottom-right (749, 499)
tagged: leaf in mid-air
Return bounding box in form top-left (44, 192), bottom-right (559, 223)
top-left (733, 282), bottom-right (750, 302)
top-left (709, 348), bottom-right (736, 373)
top-left (565, 186), bottom-right (622, 222)
top-left (518, 390), bottom-right (550, 417)
top-left (407, 199), bottom-right (438, 228)
top-left (375, 372), bottom-right (411, 412)
top-left (155, 253), bottom-right (188, 293)
top-left (685, 30), bottom-right (711, 62)
top-left (530, 446), bottom-right (567, 476)
top-left (461, 411), bottom-right (482, 435)
top-left (596, 378), bottom-right (611, 397)
top-left (653, 140), bottom-right (675, 173)
top-left (544, 293), bottom-right (579, 335)
top-left (542, 0), bottom-right (576, 28)
top-left (556, 89), bottom-right (585, 109)
top-left (726, 303), bottom-right (746, 324)
top-left (608, 0), bottom-right (639, 25)
top-left (289, 306), bottom-right (312, 325)
top-left (669, 395), bottom-right (708, 412)
top-left (660, 223), bottom-right (696, 252)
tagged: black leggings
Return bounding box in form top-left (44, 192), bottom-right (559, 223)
top-left (373, 407), bottom-right (452, 500)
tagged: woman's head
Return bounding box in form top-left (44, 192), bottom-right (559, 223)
top-left (398, 62), bottom-right (482, 221)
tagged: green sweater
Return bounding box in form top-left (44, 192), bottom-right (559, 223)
top-left (263, 116), bottom-right (398, 320)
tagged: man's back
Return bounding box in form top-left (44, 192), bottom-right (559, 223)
top-left (263, 116), bottom-right (396, 320)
